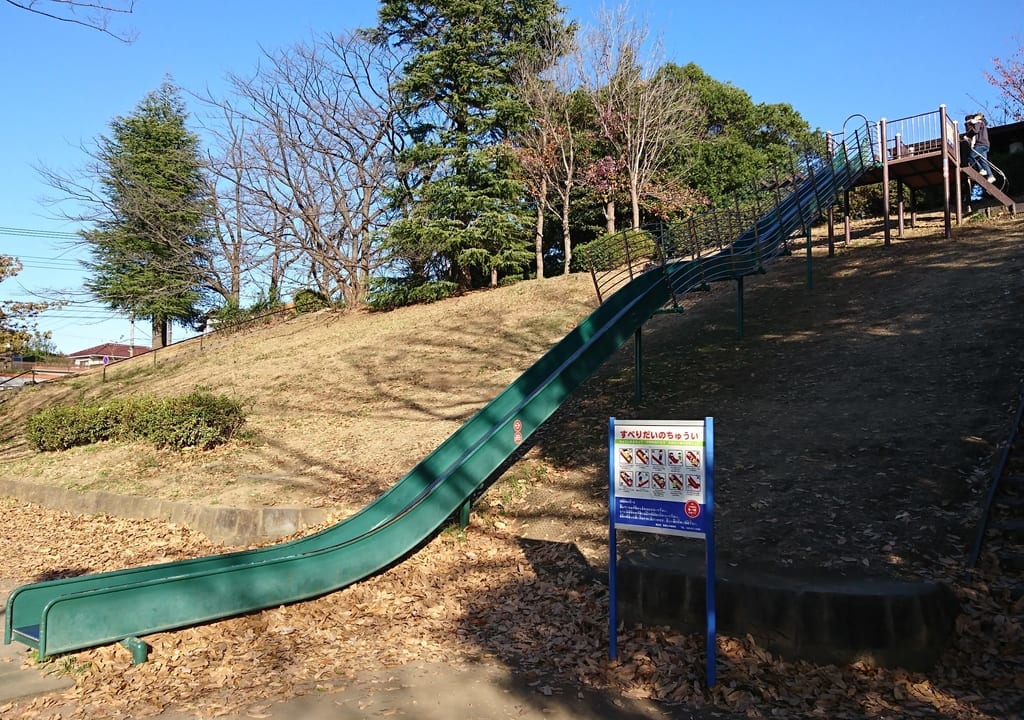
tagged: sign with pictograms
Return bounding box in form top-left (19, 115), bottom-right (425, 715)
top-left (607, 417), bottom-right (716, 687)
top-left (609, 419), bottom-right (710, 538)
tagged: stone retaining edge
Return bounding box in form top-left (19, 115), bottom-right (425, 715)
top-left (617, 549), bottom-right (960, 671)
top-left (0, 479), bottom-right (330, 546)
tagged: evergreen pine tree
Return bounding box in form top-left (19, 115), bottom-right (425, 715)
top-left (83, 80), bottom-right (211, 347)
top-left (374, 0), bottom-right (570, 287)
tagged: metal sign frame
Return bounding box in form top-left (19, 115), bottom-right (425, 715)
top-left (607, 417), bottom-right (716, 686)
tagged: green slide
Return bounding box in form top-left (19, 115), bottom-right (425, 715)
top-left (5, 121), bottom-right (877, 659)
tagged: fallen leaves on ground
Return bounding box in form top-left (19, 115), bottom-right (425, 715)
top-left (1, 498), bottom-right (1022, 720)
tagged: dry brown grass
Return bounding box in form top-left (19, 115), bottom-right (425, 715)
top-left (0, 273), bottom-right (599, 512)
top-left (2, 211), bottom-right (1023, 578)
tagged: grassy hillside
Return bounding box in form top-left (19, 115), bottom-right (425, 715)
top-left (0, 273), bottom-right (599, 513)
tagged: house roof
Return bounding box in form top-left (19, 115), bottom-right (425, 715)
top-left (67, 342), bottom-right (150, 359)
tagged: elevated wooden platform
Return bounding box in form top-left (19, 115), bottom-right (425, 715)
top-left (833, 107), bottom-right (1019, 244)
top-left (856, 144), bottom-right (948, 191)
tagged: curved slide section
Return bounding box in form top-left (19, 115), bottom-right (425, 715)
top-left (6, 127), bottom-right (874, 659)
top-left (5, 268), bottom-right (671, 658)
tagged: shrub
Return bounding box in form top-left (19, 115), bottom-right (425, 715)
top-left (407, 280), bottom-right (459, 305)
top-left (134, 391), bottom-right (246, 450)
top-left (207, 296), bottom-right (288, 335)
top-left (575, 228), bottom-right (657, 272)
top-left (25, 391), bottom-right (245, 451)
top-left (367, 277), bottom-right (459, 311)
top-left (292, 288), bottom-right (331, 313)
top-left (207, 303), bottom-right (249, 334)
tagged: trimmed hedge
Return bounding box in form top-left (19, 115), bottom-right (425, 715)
top-left (25, 390), bottom-right (245, 451)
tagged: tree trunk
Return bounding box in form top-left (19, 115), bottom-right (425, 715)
top-left (230, 266), bottom-right (241, 306)
top-left (269, 237), bottom-right (282, 304)
top-left (150, 316), bottom-right (168, 350)
top-left (561, 190), bottom-right (572, 275)
top-left (605, 199), bottom-right (616, 234)
top-left (630, 179), bottom-right (641, 229)
top-left (535, 176), bottom-right (546, 280)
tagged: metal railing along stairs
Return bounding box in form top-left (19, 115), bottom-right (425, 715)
top-left (581, 118), bottom-right (878, 308)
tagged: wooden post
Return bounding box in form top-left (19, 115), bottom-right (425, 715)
top-left (827, 206), bottom-right (835, 256)
top-left (897, 178), bottom-right (905, 238)
top-left (879, 117), bottom-right (891, 246)
top-left (939, 104), bottom-right (952, 238)
top-left (844, 189), bottom-right (852, 245)
top-left (952, 113), bottom-right (964, 227)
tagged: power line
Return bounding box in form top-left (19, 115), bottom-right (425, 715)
top-left (0, 226), bottom-right (80, 240)
top-left (14, 259), bottom-right (84, 272)
top-left (16, 254), bottom-right (84, 265)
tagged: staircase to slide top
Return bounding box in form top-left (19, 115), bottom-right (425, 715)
top-left (962, 165), bottom-right (1022, 214)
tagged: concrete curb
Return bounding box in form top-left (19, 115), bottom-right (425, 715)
top-left (617, 549), bottom-right (960, 671)
top-left (0, 479), bottom-right (330, 546)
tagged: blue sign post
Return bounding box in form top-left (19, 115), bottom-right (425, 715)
top-left (608, 417), bottom-right (716, 686)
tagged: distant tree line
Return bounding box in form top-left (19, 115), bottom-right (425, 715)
top-left (40, 0), bottom-right (821, 346)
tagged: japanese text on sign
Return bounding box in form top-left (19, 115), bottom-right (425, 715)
top-left (611, 419), bottom-right (707, 538)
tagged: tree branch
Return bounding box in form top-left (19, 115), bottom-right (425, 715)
top-left (5, 0), bottom-right (138, 42)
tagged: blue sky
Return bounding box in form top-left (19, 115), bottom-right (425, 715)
top-left (2, 0), bottom-right (1021, 354)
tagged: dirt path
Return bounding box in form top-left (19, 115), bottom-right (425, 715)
top-left (517, 215), bottom-right (1024, 583)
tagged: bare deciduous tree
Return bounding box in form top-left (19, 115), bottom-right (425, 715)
top-left (581, 4), bottom-right (701, 229)
top-left (200, 101), bottom-right (298, 307)
top-left (582, 153), bottom-right (627, 235)
top-left (514, 27), bottom-right (582, 276)
top-left (202, 123), bottom-right (257, 307)
top-left (985, 39), bottom-right (1024, 121)
top-left (204, 30), bottom-right (406, 308)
